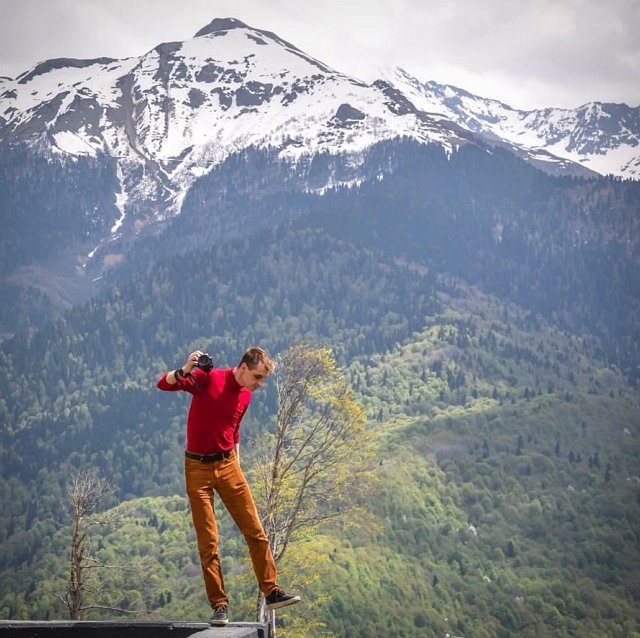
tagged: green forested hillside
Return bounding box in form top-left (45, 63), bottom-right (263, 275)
top-left (85, 142), bottom-right (640, 379)
top-left (0, 226), bottom-right (439, 609)
top-left (1, 156), bottom-right (639, 636)
top-left (2, 279), bottom-right (637, 636)
top-left (347, 286), bottom-right (639, 636)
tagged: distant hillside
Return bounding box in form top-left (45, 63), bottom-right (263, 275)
top-left (1, 219), bottom-right (638, 636)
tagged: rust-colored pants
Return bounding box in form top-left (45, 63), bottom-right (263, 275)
top-left (185, 451), bottom-right (277, 607)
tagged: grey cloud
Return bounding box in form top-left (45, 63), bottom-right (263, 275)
top-left (0, 0), bottom-right (637, 108)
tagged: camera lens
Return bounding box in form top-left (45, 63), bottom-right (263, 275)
top-left (197, 353), bottom-right (213, 372)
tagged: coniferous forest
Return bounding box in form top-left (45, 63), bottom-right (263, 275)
top-left (1, 141), bottom-right (639, 637)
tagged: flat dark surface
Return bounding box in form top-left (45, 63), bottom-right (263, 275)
top-left (0, 621), bottom-right (270, 638)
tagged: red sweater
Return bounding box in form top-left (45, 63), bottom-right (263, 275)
top-left (157, 367), bottom-right (252, 454)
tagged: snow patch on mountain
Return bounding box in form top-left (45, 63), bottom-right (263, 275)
top-left (112, 164), bottom-right (128, 234)
top-left (52, 129), bottom-right (97, 156)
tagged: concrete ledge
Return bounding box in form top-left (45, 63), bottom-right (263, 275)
top-left (0, 621), bottom-right (270, 638)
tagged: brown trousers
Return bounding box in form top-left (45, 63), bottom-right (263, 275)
top-left (185, 451), bottom-right (277, 607)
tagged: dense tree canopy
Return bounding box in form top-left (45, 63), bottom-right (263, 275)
top-left (1, 142), bottom-right (638, 636)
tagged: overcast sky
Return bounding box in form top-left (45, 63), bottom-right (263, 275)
top-left (1, 0), bottom-right (638, 110)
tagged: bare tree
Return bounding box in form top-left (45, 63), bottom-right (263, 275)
top-left (253, 343), bottom-right (379, 632)
top-left (62, 468), bottom-right (144, 619)
top-left (63, 468), bottom-right (110, 618)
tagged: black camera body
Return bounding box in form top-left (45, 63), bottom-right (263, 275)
top-left (196, 353), bottom-right (214, 373)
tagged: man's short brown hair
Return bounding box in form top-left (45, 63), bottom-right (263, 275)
top-left (240, 346), bottom-right (275, 373)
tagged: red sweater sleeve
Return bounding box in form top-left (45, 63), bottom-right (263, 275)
top-left (157, 372), bottom-right (175, 391)
top-left (156, 372), bottom-right (181, 392)
top-left (157, 372), bottom-right (197, 392)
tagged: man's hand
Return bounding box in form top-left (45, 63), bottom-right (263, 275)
top-left (167, 351), bottom-right (203, 384)
top-left (183, 350), bottom-right (204, 375)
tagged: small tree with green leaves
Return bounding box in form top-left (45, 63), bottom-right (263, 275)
top-left (253, 343), bottom-right (379, 635)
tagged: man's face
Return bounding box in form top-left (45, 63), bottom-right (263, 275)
top-left (236, 362), bottom-right (270, 391)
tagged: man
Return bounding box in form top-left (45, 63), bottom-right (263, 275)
top-left (157, 346), bottom-right (300, 625)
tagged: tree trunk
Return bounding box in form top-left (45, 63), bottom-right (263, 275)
top-left (63, 469), bottom-right (109, 619)
top-left (66, 506), bottom-right (85, 618)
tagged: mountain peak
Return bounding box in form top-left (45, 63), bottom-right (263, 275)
top-left (194, 17), bottom-right (249, 38)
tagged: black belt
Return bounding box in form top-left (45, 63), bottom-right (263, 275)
top-left (185, 450), bottom-right (233, 463)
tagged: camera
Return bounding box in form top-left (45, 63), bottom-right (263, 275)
top-left (196, 353), bottom-right (214, 373)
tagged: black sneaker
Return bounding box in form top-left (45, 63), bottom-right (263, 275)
top-left (265, 587), bottom-right (301, 610)
top-left (210, 603), bottom-right (229, 625)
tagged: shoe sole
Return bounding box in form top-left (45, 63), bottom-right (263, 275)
top-left (266, 595), bottom-right (301, 611)
top-left (210, 619), bottom-right (229, 626)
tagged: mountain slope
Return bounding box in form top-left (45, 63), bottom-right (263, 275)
top-left (3, 16), bottom-right (636, 283)
top-left (1, 16), bottom-right (638, 341)
top-left (345, 287), bottom-right (640, 637)
top-left (2, 139), bottom-right (638, 382)
top-left (291, 140), bottom-right (640, 380)
top-left (1, 247), bottom-right (637, 636)
top-left (0, 17), bottom-right (477, 316)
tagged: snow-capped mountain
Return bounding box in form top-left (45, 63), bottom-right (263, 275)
top-left (382, 67), bottom-right (640, 180)
top-left (3, 17), bottom-right (636, 233)
top-left (4, 16), bottom-right (635, 239)
top-left (1, 16), bottom-right (638, 289)
top-left (0, 18), bottom-right (473, 235)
